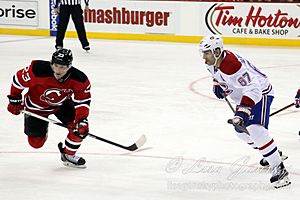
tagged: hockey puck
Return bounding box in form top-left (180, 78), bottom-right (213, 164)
top-left (299, 131), bottom-right (300, 136)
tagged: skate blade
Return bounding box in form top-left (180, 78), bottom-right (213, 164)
top-left (63, 161), bottom-right (87, 169)
top-left (273, 176), bottom-right (291, 189)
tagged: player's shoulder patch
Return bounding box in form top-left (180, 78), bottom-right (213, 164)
top-left (69, 67), bottom-right (88, 83)
top-left (219, 51), bottom-right (242, 75)
top-left (31, 60), bottom-right (53, 77)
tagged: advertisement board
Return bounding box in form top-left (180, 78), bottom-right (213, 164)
top-left (202, 2), bottom-right (300, 39)
top-left (0, 0), bottom-right (299, 46)
top-left (0, 0), bottom-right (38, 26)
top-left (81, 1), bottom-right (299, 40)
top-left (49, 0), bottom-right (58, 36)
top-left (83, 0), bottom-right (178, 34)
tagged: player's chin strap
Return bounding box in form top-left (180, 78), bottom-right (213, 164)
top-left (213, 50), bottom-right (223, 67)
top-left (21, 110), bottom-right (146, 151)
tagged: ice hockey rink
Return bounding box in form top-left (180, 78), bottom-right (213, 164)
top-left (0, 35), bottom-right (299, 200)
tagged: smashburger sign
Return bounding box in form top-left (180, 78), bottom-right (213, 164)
top-left (205, 3), bottom-right (300, 37)
top-left (85, 7), bottom-right (170, 27)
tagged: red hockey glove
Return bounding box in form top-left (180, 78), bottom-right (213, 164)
top-left (295, 89), bottom-right (300, 108)
top-left (74, 118), bottom-right (89, 139)
top-left (7, 95), bottom-right (24, 115)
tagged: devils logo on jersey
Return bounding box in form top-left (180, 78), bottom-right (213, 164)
top-left (40, 88), bottom-right (73, 106)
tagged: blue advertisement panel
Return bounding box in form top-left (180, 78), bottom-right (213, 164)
top-left (49, 0), bottom-right (59, 36)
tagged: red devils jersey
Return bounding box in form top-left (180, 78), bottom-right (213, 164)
top-left (9, 60), bottom-right (91, 119)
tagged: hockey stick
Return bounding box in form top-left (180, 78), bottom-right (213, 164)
top-left (269, 103), bottom-right (295, 117)
top-left (223, 95), bottom-right (250, 134)
top-left (21, 110), bottom-right (146, 151)
top-left (224, 95), bottom-right (235, 113)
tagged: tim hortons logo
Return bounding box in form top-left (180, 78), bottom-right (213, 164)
top-left (40, 88), bottom-right (73, 106)
top-left (205, 3), bottom-right (300, 35)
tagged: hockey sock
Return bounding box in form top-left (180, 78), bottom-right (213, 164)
top-left (234, 130), bottom-right (259, 149)
top-left (247, 125), bottom-right (281, 168)
top-left (63, 126), bottom-right (83, 155)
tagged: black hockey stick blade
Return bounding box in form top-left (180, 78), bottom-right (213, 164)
top-left (123, 134), bottom-right (147, 151)
top-left (227, 119), bottom-right (250, 135)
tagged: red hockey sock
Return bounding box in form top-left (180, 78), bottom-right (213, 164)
top-left (63, 130), bottom-right (83, 155)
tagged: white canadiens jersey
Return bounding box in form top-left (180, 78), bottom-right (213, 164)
top-left (206, 50), bottom-right (273, 105)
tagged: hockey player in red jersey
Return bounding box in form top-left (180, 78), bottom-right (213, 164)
top-left (294, 88), bottom-right (300, 108)
top-left (7, 48), bottom-right (91, 168)
top-left (198, 35), bottom-right (290, 188)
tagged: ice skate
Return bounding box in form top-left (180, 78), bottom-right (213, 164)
top-left (259, 150), bottom-right (288, 167)
top-left (83, 46), bottom-right (90, 53)
top-left (270, 162), bottom-right (291, 189)
top-left (58, 142), bottom-right (86, 169)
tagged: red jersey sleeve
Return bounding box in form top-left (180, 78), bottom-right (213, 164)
top-left (10, 61), bottom-right (36, 96)
top-left (73, 79), bottom-right (91, 121)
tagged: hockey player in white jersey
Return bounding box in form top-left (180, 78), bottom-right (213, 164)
top-left (294, 88), bottom-right (300, 108)
top-left (198, 35), bottom-right (291, 188)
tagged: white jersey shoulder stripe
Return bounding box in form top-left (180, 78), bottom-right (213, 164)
top-left (12, 74), bottom-right (26, 90)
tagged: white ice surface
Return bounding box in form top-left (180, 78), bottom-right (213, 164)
top-left (0, 35), bottom-right (299, 200)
